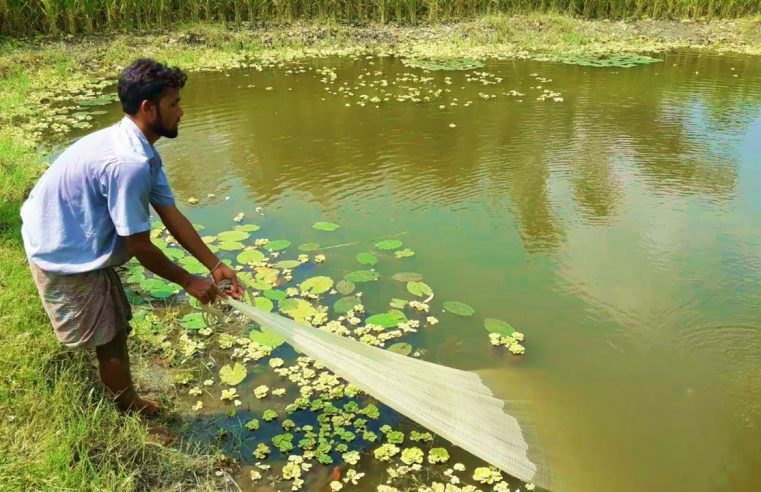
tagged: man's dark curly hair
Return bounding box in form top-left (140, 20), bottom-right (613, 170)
top-left (117, 58), bottom-right (187, 115)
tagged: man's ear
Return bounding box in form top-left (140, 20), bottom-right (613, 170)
top-left (138, 99), bottom-right (158, 120)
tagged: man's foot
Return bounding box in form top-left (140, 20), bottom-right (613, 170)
top-left (130, 397), bottom-right (161, 417)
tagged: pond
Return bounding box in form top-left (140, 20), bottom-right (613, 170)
top-left (68, 50), bottom-right (761, 491)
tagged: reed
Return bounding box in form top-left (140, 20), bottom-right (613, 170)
top-left (1, 0), bottom-right (759, 36)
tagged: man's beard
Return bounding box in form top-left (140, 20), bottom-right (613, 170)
top-left (153, 106), bottom-right (178, 139)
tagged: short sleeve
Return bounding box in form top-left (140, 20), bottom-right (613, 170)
top-left (103, 161), bottom-right (152, 236)
top-left (150, 163), bottom-right (175, 207)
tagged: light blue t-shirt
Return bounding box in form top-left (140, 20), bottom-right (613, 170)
top-left (21, 116), bottom-right (175, 274)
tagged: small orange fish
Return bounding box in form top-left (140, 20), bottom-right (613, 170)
top-left (330, 466), bottom-right (341, 481)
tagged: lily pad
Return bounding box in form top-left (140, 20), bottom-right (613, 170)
top-left (394, 248), bottom-right (415, 258)
top-left (180, 312), bottom-right (206, 330)
top-left (218, 230), bottom-right (250, 242)
top-left (239, 272), bottom-right (272, 291)
top-left (219, 241), bottom-right (245, 251)
top-left (280, 298), bottom-right (319, 323)
top-left (333, 296), bottom-right (361, 314)
top-left (151, 237), bottom-right (167, 249)
top-left (163, 248), bottom-right (185, 260)
top-left (365, 310), bottom-right (407, 328)
top-left (298, 243), bottom-right (320, 252)
top-left (403, 57), bottom-right (484, 71)
top-left (392, 272), bottom-right (423, 282)
top-left (443, 301), bottom-right (475, 316)
top-left (263, 289), bottom-right (287, 301)
top-left (275, 260), bottom-right (302, 269)
top-left (356, 252), bottom-right (377, 265)
top-left (387, 342), bottom-right (413, 356)
top-left (249, 328), bottom-right (285, 348)
top-left (313, 222), bottom-right (340, 231)
top-left (255, 296), bottom-right (274, 312)
top-left (336, 280), bottom-right (355, 295)
top-left (345, 270), bottom-right (379, 283)
top-left (406, 281), bottom-right (433, 297)
top-left (234, 224), bottom-right (260, 232)
top-left (375, 239), bottom-right (403, 250)
top-left (219, 362), bottom-right (248, 386)
top-left (237, 249), bottom-right (266, 264)
top-left (265, 240), bottom-right (291, 251)
top-left (300, 276), bottom-right (334, 295)
top-left (140, 278), bottom-right (176, 299)
top-left (484, 318), bottom-right (515, 337)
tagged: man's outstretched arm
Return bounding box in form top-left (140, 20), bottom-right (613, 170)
top-left (124, 231), bottom-right (219, 304)
top-left (152, 203), bottom-right (243, 299)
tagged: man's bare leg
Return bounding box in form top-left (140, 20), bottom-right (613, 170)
top-left (95, 328), bottom-right (160, 416)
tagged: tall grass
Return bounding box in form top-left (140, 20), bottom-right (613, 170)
top-left (1, 0), bottom-right (760, 36)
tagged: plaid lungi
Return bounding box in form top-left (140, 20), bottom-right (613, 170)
top-left (28, 261), bottom-right (133, 349)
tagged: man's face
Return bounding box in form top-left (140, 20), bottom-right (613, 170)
top-left (150, 87), bottom-right (183, 139)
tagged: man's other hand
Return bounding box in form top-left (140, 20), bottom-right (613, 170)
top-left (211, 262), bottom-right (244, 300)
top-left (182, 275), bottom-right (219, 304)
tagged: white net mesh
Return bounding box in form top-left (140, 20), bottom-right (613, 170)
top-left (224, 297), bottom-right (552, 489)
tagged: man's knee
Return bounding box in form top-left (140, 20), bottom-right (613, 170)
top-left (95, 329), bottom-right (128, 361)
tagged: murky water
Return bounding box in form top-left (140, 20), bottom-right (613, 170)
top-left (75, 51), bottom-right (761, 491)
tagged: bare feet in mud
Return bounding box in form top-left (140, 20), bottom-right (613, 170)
top-left (122, 396), bottom-right (161, 417)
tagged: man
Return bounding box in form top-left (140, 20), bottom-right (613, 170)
top-left (20, 58), bottom-right (243, 416)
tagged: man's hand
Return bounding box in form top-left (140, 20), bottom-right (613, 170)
top-left (211, 262), bottom-right (244, 300)
top-left (182, 275), bottom-right (220, 305)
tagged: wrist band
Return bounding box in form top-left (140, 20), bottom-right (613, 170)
top-left (210, 259), bottom-right (223, 272)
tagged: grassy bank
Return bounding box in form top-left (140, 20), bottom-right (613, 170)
top-left (2, 0), bottom-right (761, 36)
top-left (1, 14), bottom-right (760, 490)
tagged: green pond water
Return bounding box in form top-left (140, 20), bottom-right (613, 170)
top-left (66, 51), bottom-right (761, 491)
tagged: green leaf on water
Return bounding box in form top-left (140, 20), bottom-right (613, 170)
top-left (365, 310), bottom-right (407, 328)
top-left (345, 270), bottom-right (379, 283)
top-left (78, 95), bottom-right (115, 107)
top-left (218, 230), bottom-right (250, 242)
top-left (300, 276), bottom-right (334, 295)
top-left (236, 249), bottom-right (265, 264)
top-left (239, 272), bottom-right (272, 291)
top-left (484, 318), bottom-right (515, 336)
top-left (263, 289), bottom-right (287, 301)
top-left (265, 240), bottom-right (291, 251)
top-left (313, 222), bottom-right (340, 231)
top-left (249, 328), bottom-right (284, 348)
top-left (141, 278), bottom-right (176, 299)
top-left (219, 241), bottom-right (245, 251)
top-left (279, 298), bottom-right (318, 323)
top-left (275, 260), bottom-right (302, 269)
top-left (180, 312), bottom-right (206, 330)
top-left (356, 252), bottom-right (377, 265)
top-left (254, 296), bottom-right (274, 312)
top-left (125, 271), bottom-right (145, 284)
top-left (336, 280), bottom-right (355, 295)
top-left (298, 242), bottom-right (320, 252)
top-left (375, 239), bottom-right (403, 250)
top-left (387, 342), bottom-right (412, 356)
top-left (443, 301), bottom-right (475, 316)
top-left (333, 296), bottom-right (361, 314)
top-left (392, 272), bottom-right (423, 282)
top-left (406, 281), bottom-right (432, 297)
top-left (389, 298), bottom-right (407, 309)
top-left (394, 248), bottom-right (415, 258)
top-left (151, 237), bottom-right (167, 249)
top-left (163, 248), bottom-right (185, 260)
top-left (234, 224), bottom-right (260, 232)
top-left (219, 362), bottom-right (247, 386)
top-left (403, 57), bottom-right (484, 71)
